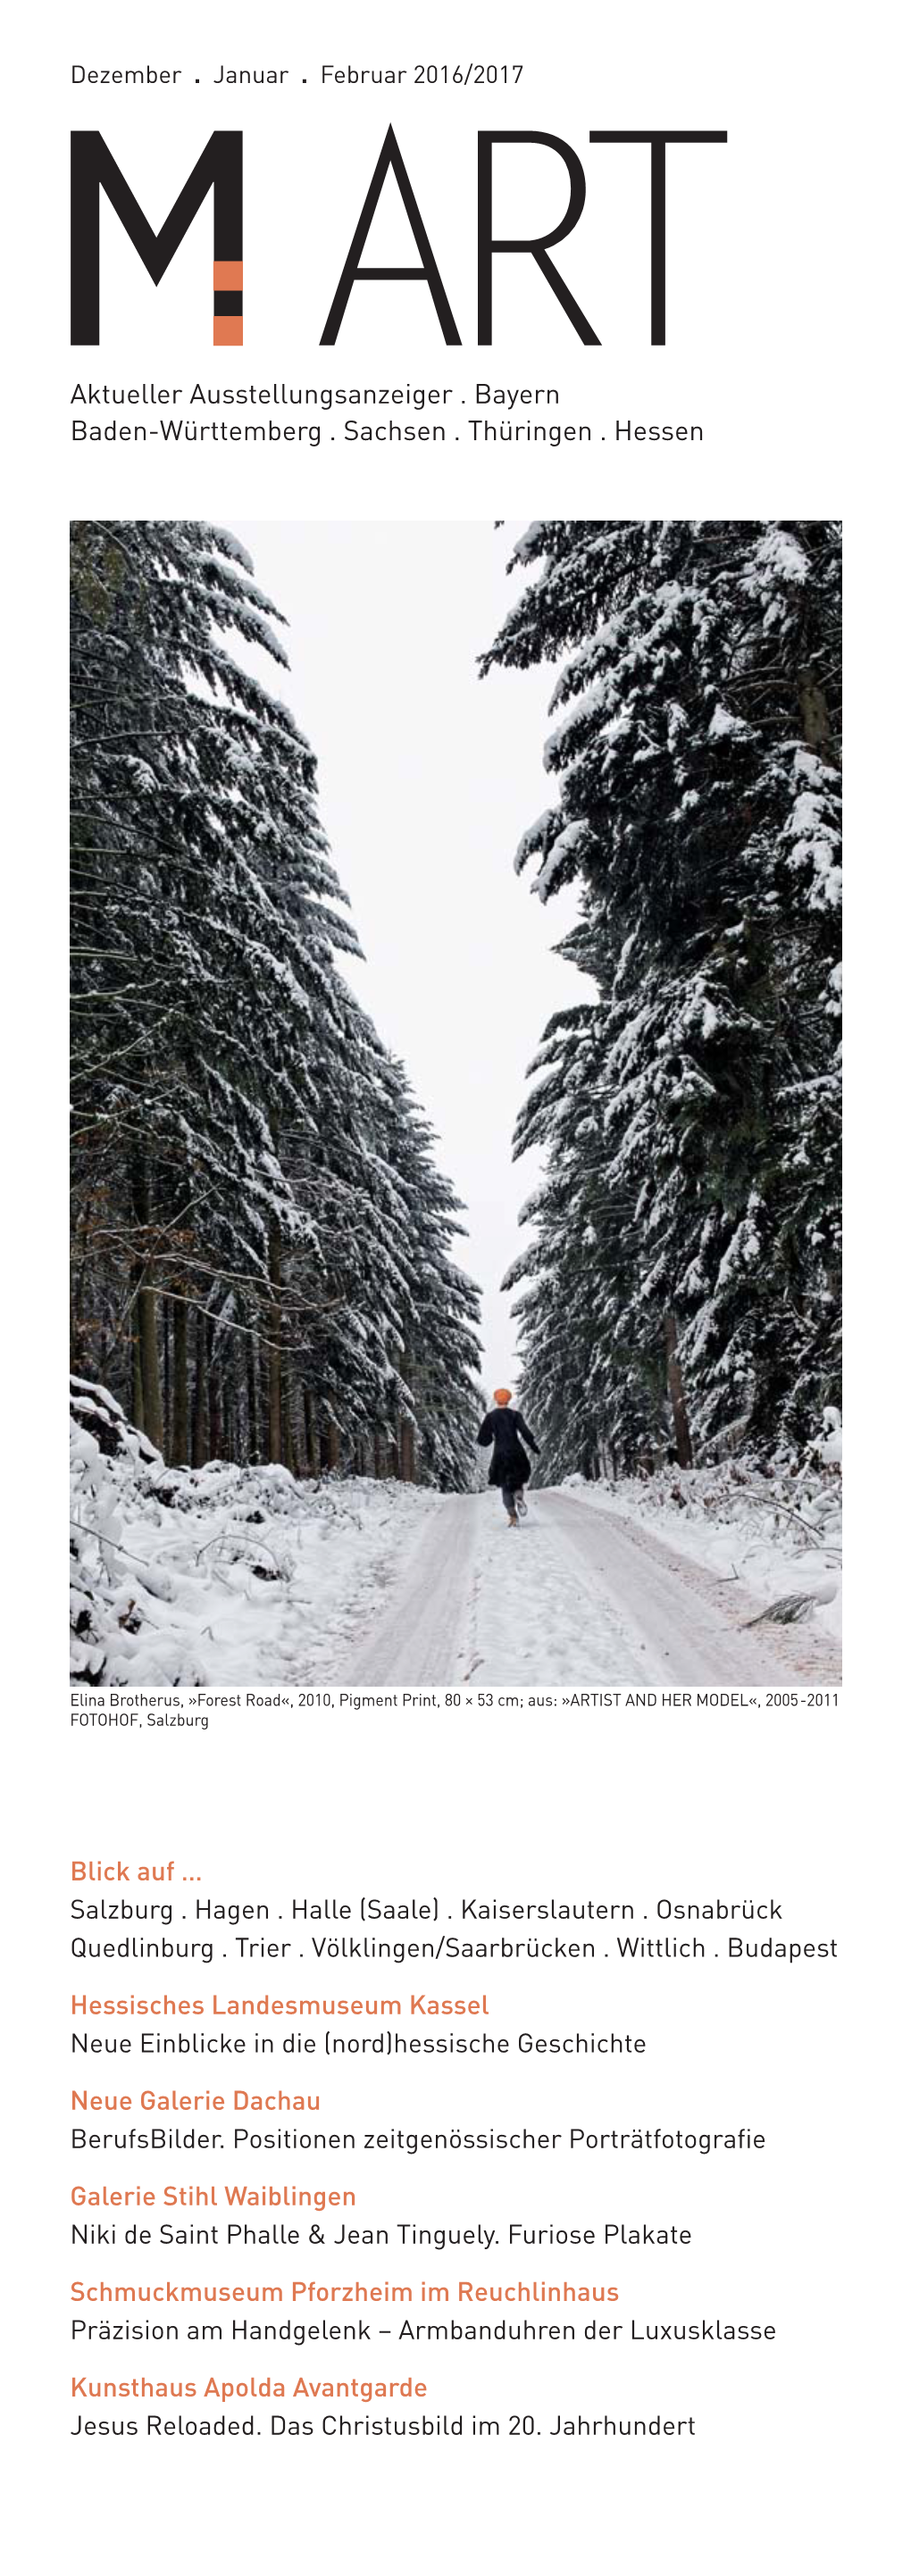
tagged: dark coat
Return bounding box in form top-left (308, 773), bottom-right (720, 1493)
top-left (477, 1406), bottom-right (539, 1490)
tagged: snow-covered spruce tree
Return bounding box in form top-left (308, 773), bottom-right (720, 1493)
top-left (71, 518), bottom-right (348, 1449)
top-left (377, 1056), bottom-right (482, 1491)
top-left (266, 1017), bottom-right (481, 1488)
top-left (482, 521), bottom-right (841, 1471)
top-left (71, 521), bottom-right (481, 1484)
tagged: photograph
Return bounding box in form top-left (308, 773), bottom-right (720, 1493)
top-left (70, 518), bottom-right (842, 1688)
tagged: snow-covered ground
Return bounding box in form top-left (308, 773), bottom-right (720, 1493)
top-left (562, 1440), bottom-right (842, 1657)
top-left (71, 1387), bottom-right (841, 1688)
top-left (71, 1388), bottom-right (432, 1688)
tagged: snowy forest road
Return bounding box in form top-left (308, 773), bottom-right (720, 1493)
top-left (331, 1490), bottom-right (840, 1689)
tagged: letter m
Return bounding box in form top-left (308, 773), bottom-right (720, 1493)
top-left (71, 130), bottom-right (243, 344)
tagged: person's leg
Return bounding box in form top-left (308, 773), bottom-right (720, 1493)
top-left (501, 1484), bottom-right (517, 1522)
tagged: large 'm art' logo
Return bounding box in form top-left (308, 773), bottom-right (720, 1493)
top-left (71, 124), bottom-right (729, 347)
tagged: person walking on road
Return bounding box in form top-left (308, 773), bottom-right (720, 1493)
top-left (477, 1388), bottom-right (539, 1528)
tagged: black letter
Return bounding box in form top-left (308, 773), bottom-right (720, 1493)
top-left (478, 132), bottom-right (597, 345)
top-left (71, 130), bottom-right (243, 344)
top-left (321, 125), bottom-right (460, 344)
top-left (588, 130), bottom-right (726, 343)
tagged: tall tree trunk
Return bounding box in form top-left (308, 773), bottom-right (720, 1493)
top-left (191, 1308), bottom-right (209, 1467)
top-left (397, 1351), bottom-right (415, 1481)
top-left (289, 1377), bottom-right (309, 1480)
top-left (267, 1222), bottom-right (282, 1463)
top-left (797, 604), bottom-right (833, 759)
top-left (798, 670), bottom-right (832, 758)
top-left (207, 1322), bottom-right (221, 1460)
top-left (138, 1281), bottom-right (163, 1450)
top-left (171, 1295), bottom-right (188, 1463)
top-left (664, 1311), bottom-right (694, 1468)
top-left (130, 1263), bottom-right (145, 1430)
top-left (131, 1155), bottom-right (163, 1450)
top-left (247, 1329), bottom-right (260, 1464)
top-left (163, 1297), bottom-right (171, 1454)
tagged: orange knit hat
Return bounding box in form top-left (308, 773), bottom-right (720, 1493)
top-left (493, 1388), bottom-right (512, 1406)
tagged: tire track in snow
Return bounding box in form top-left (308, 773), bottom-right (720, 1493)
top-left (332, 1488), bottom-right (840, 1688)
top-left (338, 1495), bottom-right (481, 1684)
top-left (336, 1491), bottom-right (648, 1686)
top-left (549, 1493), bottom-right (841, 1685)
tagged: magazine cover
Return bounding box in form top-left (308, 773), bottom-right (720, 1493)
top-left (8, 3), bottom-right (902, 2571)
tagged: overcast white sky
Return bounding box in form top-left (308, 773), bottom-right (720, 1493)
top-left (232, 521), bottom-right (583, 1386)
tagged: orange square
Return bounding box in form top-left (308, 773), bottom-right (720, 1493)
top-left (213, 316), bottom-right (243, 346)
top-left (213, 261), bottom-right (243, 290)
